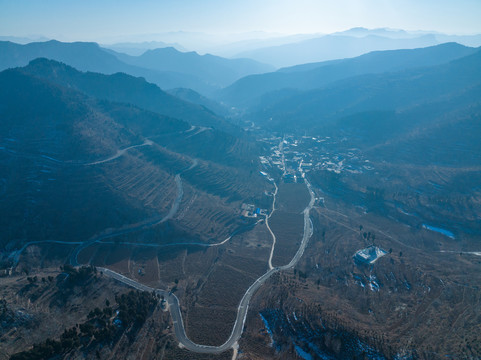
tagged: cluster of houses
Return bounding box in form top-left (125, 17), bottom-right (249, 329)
top-left (259, 135), bottom-right (374, 178)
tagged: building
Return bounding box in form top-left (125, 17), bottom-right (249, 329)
top-left (353, 246), bottom-right (388, 264)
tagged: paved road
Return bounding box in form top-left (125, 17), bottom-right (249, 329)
top-left (9, 240), bottom-right (83, 268)
top-left (267, 182), bottom-right (278, 269)
top-left (100, 175), bottom-right (316, 354)
top-left (85, 139), bottom-right (153, 166)
top-left (70, 158), bottom-right (197, 266)
top-left (8, 151), bottom-right (316, 355)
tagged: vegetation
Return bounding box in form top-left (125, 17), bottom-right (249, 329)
top-left (10, 290), bottom-right (158, 360)
top-left (60, 264), bottom-right (97, 286)
top-left (0, 298), bottom-right (8, 318)
top-left (115, 291), bottom-right (158, 329)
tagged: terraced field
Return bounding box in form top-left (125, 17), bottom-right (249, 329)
top-left (268, 182), bottom-right (311, 266)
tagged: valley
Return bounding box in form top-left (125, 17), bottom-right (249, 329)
top-left (1, 39), bottom-right (481, 360)
top-left (4, 125), bottom-right (480, 359)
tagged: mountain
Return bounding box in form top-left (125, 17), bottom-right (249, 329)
top-left (278, 42), bottom-right (477, 74)
top-left (0, 68), bottom-right (173, 247)
top-left (20, 58), bottom-right (265, 168)
top-left (332, 27), bottom-right (423, 39)
top-left (246, 49), bottom-right (481, 164)
top-left (20, 58), bottom-right (236, 133)
top-left (220, 43), bottom-right (478, 108)
top-left (0, 40), bottom-right (212, 92)
top-left (112, 46), bottom-right (274, 88)
top-left (103, 41), bottom-right (187, 56)
top-left (0, 40), bottom-right (272, 95)
top-left (167, 88), bottom-right (229, 116)
top-left (0, 40), bottom-right (140, 75)
top-left (236, 33), bottom-right (441, 68)
top-left (0, 64), bottom-right (265, 252)
top-left (0, 35), bottom-right (50, 44)
top-left (206, 33), bottom-right (322, 58)
top-left (335, 27), bottom-right (481, 48)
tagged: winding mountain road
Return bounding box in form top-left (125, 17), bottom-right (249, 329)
top-left (100, 175), bottom-right (316, 354)
top-left (70, 157), bottom-right (197, 266)
top-left (8, 136), bottom-right (316, 355)
top-left (267, 182), bottom-right (278, 270)
top-left (85, 139), bottom-right (153, 165)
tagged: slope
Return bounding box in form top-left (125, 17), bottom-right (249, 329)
top-left (114, 46), bottom-right (274, 88)
top-left (247, 48), bottom-right (481, 133)
top-left (0, 69), bottom-right (176, 249)
top-left (235, 34), bottom-right (440, 68)
top-left (0, 67), bottom-right (265, 257)
top-left (20, 58), bottom-right (237, 134)
top-left (0, 40), bottom-right (208, 92)
top-left (220, 43), bottom-right (477, 107)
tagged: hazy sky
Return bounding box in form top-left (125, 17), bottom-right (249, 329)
top-left (1, 0), bottom-right (481, 42)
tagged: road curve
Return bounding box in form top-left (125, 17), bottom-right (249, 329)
top-left (9, 240), bottom-right (83, 268)
top-left (100, 176), bottom-right (316, 354)
top-left (267, 182), bottom-right (278, 269)
top-left (9, 159), bottom-right (315, 354)
top-left (85, 139), bottom-right (153, 166)
top-left (70, 158), bottom-right (197, 266)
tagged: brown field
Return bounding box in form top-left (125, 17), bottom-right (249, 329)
top-left (195, 264), bottom-right (256, 308)
top-left (164, 346), bottom-right (232, 360)
top-left (221, 253), bottom-right (268, 278)
top-left (270, 211), bottom-right (304, 266)
top-left (230, 219), bottom-right (273, 252)
top-left (89, 244), bottom-right (131, 274)
top-left (130, 247), bottom-right (160, 286)
top-left (4, 176), bottom-right (320, 358)
top-left (266, 181), bottom-right (311, 267)
top-left (275, 182), bottom-right (310, 213)
top-left (240, 184), bottom-right (481, 359)
top-left (184, 306), bottom-right (237, 346)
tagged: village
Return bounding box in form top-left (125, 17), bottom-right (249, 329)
top-left (258, 134), bottom-right (375, 183)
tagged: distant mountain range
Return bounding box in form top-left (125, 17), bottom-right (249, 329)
top-left (104, 41), bottom-right (187, 56)
top-left (111, 46), bottom-right (274, 88)
top-left (96, 28), bottom-right (481, 60)
top-left (219, 43), bottom-right (479, 107)
top-left (0, 40), bottom-right (272, 95)
top-left (21, 58), bottom-right (235, 133)
top-left (234, 28), bottom-right (481, 68)
top-left (248, 46), bottom-right (481, 126)
top-left (243, 47), bottom-right (481, 167)
top-left (237, 34), bottom-right (441, 68)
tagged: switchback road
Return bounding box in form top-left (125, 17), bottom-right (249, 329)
top-left (100, 176), bottom-right (315, 354)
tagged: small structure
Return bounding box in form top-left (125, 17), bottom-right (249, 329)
top-left (241, 203), bottom-right (258, 217)
top-left (0, 268), bottom-right (13, 277)
top-left (353, 245), bottom-right (388, 264)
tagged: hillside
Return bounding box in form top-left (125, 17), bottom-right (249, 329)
top-left (2, 34), bottom-right (481, 360)
top-left (20, 58), bottom-right (237, 134)
top-left (0, 40), bottom-right (273, 95)
top-left (0, 66), bottom-right (265, 255)
top-left (247, 48), bottom-right (481, 136)
top-left (0, 40), bottom-right (212, 92)
top-left (220, 43), bottom-right (478, 107)
top-left (236, 33), bottom-right (441, 68)
top-left (114, 46), bottom-right (274, 88)
top-left (167, 87), bottom-right (229, 116)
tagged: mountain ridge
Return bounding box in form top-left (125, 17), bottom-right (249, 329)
top-left (20, 57), bottom-right (236, 133)
top-left (220, 42), bottom-right (478, 107)
top-left (0, 40), bottom-right (273, 95)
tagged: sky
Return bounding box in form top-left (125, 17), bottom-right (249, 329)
top-left (1, 0), bottom-right (481, 43)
